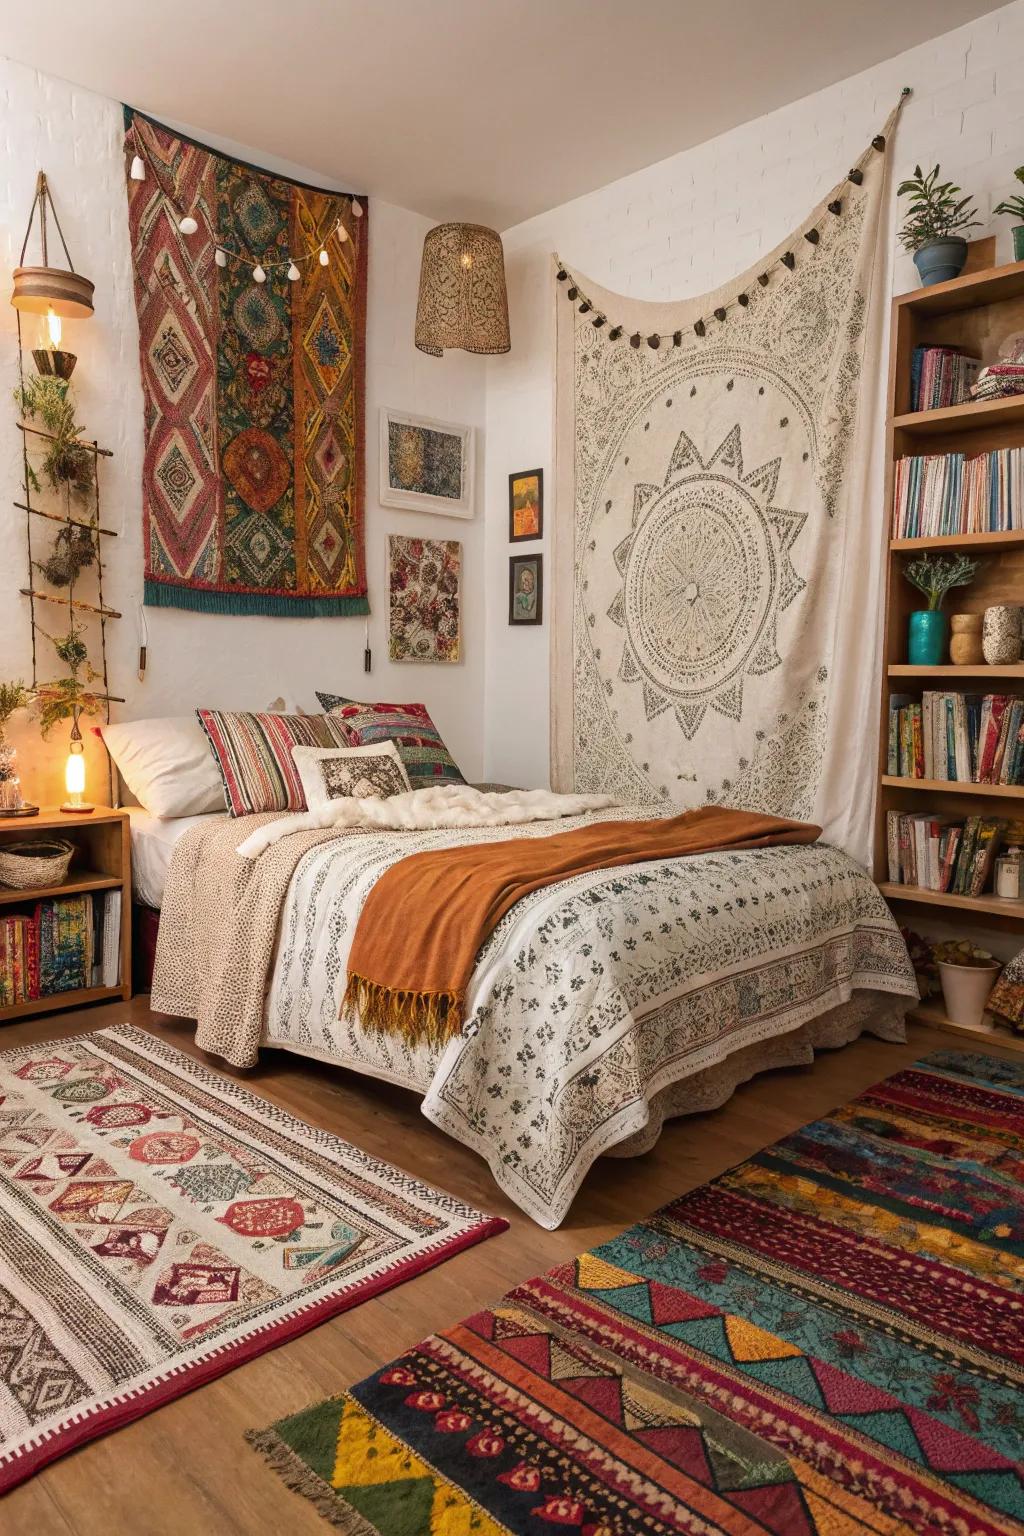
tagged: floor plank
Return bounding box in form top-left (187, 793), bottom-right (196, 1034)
top-left (1, 995), bottom-right (1017, 1533)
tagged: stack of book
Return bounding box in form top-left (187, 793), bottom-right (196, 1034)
top-left (891, 446), bottom-right (1024, 537)
top-left (888, 692), bottom-right (1024, 785)
top-left (911, 345), bottom-right (980, 411)
top-left (885, 811), bottom-right (1012, 896)
top-left (0, 891), bottom-right (120, 1008)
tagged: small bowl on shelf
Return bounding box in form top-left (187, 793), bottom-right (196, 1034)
top-left (0, 838), bottom-right (74, 889)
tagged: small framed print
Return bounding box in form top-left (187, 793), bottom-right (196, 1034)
top-left (379, 408), bottom-right (474, 517)
top-left (508, 467), bottom-right (543, 542)
top-left (509, 553), bottom-right (543, 625)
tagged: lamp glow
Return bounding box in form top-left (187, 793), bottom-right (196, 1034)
top-left (61, 721), bottom-right (93, 814)
top-left (46, 307), bottom-right (62, 348)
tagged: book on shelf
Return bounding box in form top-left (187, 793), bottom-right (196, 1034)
top-left (0, 891), bottom-right (120, 1007)
top-left (885, 811), bottom-right (1017, 896)
top-left (891, 446), bottom-right (1024, 538)
top-left (887, 692), bottom-right (1024, 785)
top-left (910, 345), bottom-right (980, 412)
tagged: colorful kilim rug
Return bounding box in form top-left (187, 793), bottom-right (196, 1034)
top-left (0, 1025), bottom-right (505, 1493)
top-left (124, 109), bottom-right (368, 616)
top-left (250, 1051), bottom-right (1024, 1534)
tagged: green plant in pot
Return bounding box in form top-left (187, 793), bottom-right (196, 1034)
top-left (993, 165), bottom-right (1024, 263)
top-left (897, 164), bottom-right (980, 286)
top-left (904, 553), bottom-right (980, 664)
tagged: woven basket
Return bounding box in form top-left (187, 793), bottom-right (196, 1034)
top-left (0, 838), bottom-right (74, 889)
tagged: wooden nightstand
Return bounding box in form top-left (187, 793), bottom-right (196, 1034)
top-left (0, 806), bottom-right (132, 1023)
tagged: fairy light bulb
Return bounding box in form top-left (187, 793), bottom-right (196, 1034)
top-left (336, 221), bottom-right (349, 243)
top-left (319, 248), bottom-right (329, 266)
top-left (129, 154), bottom-right (146, 181)
top-left (287, 262), bottom-right (300, 281)
top-left (178, 215), bottom-right (198, 236)
top-left (252, 264), bottom-right (267, 284)
top-left (351, 199), bottom-right (363, 218)
top-left (214, 248), bottom-right (228, 268)
top-left (46, 307), bottom-right (62, 348)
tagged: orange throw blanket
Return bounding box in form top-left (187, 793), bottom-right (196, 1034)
top-left (343, 806), bottom-right (820, 1047)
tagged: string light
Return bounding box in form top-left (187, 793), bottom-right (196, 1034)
top-left (126, 137), bottom-right (365, 284)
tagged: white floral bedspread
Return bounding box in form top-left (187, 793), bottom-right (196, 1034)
top-left (261, 816), bottom-right (917, 1228)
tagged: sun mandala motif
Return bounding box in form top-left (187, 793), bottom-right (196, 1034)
top-left (607, 423), bottom-right (806, 739)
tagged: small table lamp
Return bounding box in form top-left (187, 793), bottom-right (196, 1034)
top-left (62, 714), bottom-right (93, 814)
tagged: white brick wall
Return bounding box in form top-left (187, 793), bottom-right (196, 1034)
top-left (482, 0), bottom-right (1024, 787)
top-left (0, 55), bottom-right (487, 804)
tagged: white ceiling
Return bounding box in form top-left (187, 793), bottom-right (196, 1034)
top-left (2, 0), bottom-right (1001, 229)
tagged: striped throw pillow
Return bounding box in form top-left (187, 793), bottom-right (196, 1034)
top-left (315, 695), bottom-right (464, 789)
top-left (197, 710), bottom-right (348, 816)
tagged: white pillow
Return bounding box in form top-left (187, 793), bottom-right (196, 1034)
top-left (291, 742), bottom-right (411, 811)
top-left (100, 716), bottom-right (227, 819)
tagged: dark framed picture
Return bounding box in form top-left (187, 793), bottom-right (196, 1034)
top-left (509, 553), bottom-right (543, 625)
top-left (508, 468), bottom-right (543, 542)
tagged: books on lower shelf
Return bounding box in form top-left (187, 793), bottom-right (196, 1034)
top-left (0, 890), bottom-right (120, 1008)
top-left (910, 345), bottom-right (980, 412)
top-left (891, 446), bottom-right (1024, 538)
top-left (885, 811), bottom-right (1017, 896)
top-left (887, 692), bottom-right (1024, 785)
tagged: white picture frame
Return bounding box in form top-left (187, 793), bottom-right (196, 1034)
top-left (378, 407), bottom-right (475, 518)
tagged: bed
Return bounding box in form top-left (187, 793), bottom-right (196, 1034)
top-left (148, 804), bottom-right (918, 1229)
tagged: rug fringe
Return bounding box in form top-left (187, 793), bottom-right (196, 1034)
top-left (343, 972), bottom-right (463, 1046)
top-left (245, 1427), bottom-right (380, 1534)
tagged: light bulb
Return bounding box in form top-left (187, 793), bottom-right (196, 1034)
top-left (214, 248), bottom-right (228, 267)
top-left (460, 251), bottom-right (473, 269)
top-left (62, 734), bottom-right (92, 813)
top-left (252, 264), bottom-right (267, 284)
top-left (336, 221), bottom-right (349, 243)
top-left (319, 248), bottom-right (329, 266)
top-left (287, 262), bottom-right (300, 281)
top-left (129, 154), bottom-right (146, 181)
top-left (178, 215), bottom-right (198, 236)
top-left (46, 307), bottom-right (62, 348)
top-left (351, 199), bottom-right (363, 217)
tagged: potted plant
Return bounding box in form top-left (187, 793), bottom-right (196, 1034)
top-left (934, 940), bottom-right (1000, 1029)
top-left (993, 166), bottom-right (1024, 263)
top-left (897, 164), bottom-right (980, 286)
top-left (903, 553), bottom-right (980, 664)
top-left (0, 681), bottom-right (27, 812)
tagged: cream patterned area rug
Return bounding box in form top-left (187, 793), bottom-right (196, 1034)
top-left (0, 1025), bottom-right (505, 1492)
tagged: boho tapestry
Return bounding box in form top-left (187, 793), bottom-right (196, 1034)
top-left (388, 535), bottom-right (462, 663)
top-left (553, 111), bottom-right (900, 863)
top-left (124, 109), bottom-right (368, 616)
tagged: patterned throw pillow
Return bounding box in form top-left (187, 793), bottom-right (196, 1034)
top-left (197, 710), bottom-right (349, 816)
top-left (315, 694), bottom-right (465, 789)
top-left (291, 743), bottom-right (411, 810)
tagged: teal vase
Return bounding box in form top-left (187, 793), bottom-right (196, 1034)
top-left (908, 609), bottom-right (947, 665)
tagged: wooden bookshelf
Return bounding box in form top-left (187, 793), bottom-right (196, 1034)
top-left (877, 260), bottom-right (1024, 1057)
top-left (0, 806), bottom-right (131, 1023)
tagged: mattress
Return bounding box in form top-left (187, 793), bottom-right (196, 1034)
top-left (128, 808), bottom-right (227, 909)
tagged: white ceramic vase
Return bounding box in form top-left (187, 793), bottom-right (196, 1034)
top-left (937, 959), bottom-right (1000, 1029)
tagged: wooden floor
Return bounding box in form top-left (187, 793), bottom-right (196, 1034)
top-left (5, 996), bottom-right (1019, 1534)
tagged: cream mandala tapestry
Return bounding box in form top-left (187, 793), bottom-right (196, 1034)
top-left (553, 107), bottom-right (902, 864)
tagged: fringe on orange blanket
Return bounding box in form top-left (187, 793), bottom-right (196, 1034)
top-left (343, 973), bottom-right (464, 1048)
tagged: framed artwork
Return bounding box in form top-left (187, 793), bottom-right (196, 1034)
top-left (508, 467), bottom-right (543, 541)
top-left (379, 408), bottom-right (474, 517)
top-left (388, 535), bottom-right (462, 662)
top-left (509, 553), bottom-right (543, 626)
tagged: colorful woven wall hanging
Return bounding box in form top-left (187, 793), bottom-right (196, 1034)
top-left (124, 109), bottom-right (368, 617)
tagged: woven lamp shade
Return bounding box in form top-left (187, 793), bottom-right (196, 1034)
top-left (415, 223), bottom-right (510, 356)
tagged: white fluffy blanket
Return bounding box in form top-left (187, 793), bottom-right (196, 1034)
top-left (236, 785), bottom-right (619, 859)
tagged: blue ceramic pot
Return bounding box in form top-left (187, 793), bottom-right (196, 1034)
top-left (908, 609), bottom-right (948, 665)
top-left (913, 237), bottom-right (968, 287)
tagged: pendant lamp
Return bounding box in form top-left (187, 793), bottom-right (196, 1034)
top-left (11, 172), bottom-right (94, 379)
top-left (415, 222), bottom-right (510, 356)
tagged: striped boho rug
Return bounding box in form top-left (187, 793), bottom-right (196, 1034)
top-left (0, 1025), bottom-right (505, 1493)
top-left (250, 1051), bottom-right (1024, 1535)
